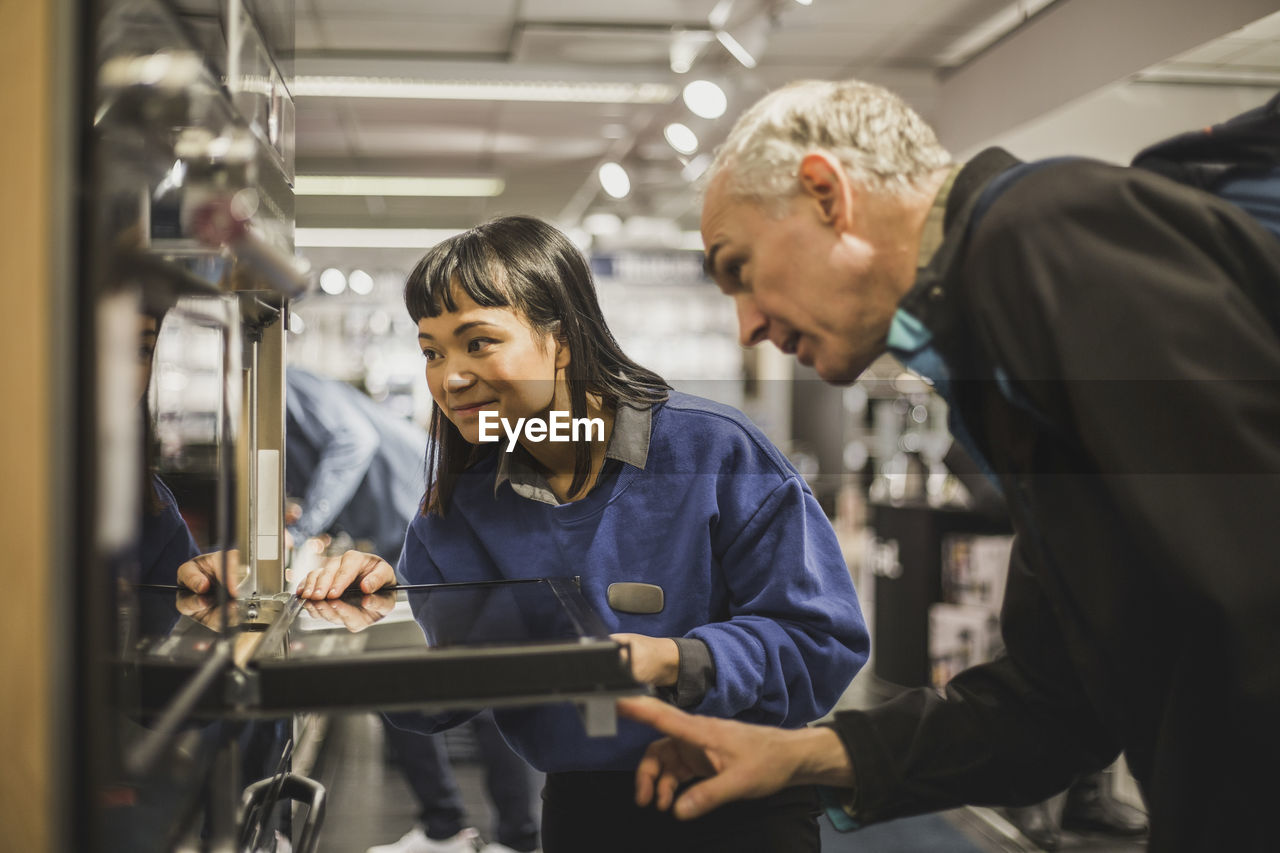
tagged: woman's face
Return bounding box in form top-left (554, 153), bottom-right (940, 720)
top-left (417, 288), bottom-right (569, 445)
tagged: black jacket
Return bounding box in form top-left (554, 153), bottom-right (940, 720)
top-left (829, 149), bottom-right (1280, 850)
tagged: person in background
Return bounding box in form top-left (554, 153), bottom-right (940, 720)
top-left (282, 366), bottom-right (429, 562)
top-left (182, 366), bottom-right (541, 853)
top-left (297, 215), bottom-right (869, 853)
top-left (615, 78), bottom-right (1280, 852)
top-left (135, 308), bottom-right (201, 586)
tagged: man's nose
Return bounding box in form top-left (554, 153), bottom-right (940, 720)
top-left (735, 295), bottom-right (769, 348)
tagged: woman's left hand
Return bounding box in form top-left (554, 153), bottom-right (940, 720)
top-left (611, 632), bottom-right (680, 687)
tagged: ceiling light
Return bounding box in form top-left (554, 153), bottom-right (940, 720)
top-left (670, 29), bottom-right (715, 74)
top-left (289, 313), bottom-right (305, 334)
top-left (583, 212), bottom-right (623, 236)
top-left (663, 123), bottom-right (699, 155)
top-left (714, 31), bottom-right (757, 69)
top-left (318, 268), bottom-right (347, 295)
top-left (683, 80), bottom-right (727, 119)
top-left (293, 76), bottom-right (676, 104)
top-left (565, 228), bottom-right (592, 252)
top-left (295, 176), bottom-right (505, 197)
top-left (598, 162), bottom-right (631, 199)
top-left (681, 153), bottom-right (713, 183)
top-left (679, 231), bottom-right (706, 251)
top-left (1134, 66), bottom-right (1280, 87)
top-left (935, 0), bottom-right (1059, 68)
top-left (708, 0), bottom-right (734, 30)
top-left (794, 0), bottom-right (813, 5)
top-left (296, 228), bottom-right (465, 249)
top-left (348, 269), bottom-right (374, 295)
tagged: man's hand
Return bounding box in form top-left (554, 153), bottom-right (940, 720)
top-left (297, 550), bottom-right (395, 599)
top-left (611, 633), bottom-right (680, 687)
top-left (617, 696), bottom-right (854, 820)
top-left (177, 550), bottom-right (242, 596)
top-left (301, 590), bottom-right (396, 632)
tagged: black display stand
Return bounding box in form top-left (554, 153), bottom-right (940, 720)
top-left (869, 503), bottom-right (1011, 688)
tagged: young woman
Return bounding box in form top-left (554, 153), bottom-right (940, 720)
top-left (300, 215), bottom-right (868, 853)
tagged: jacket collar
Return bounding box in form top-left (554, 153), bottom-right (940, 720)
top-left (896, 147), bottom-right (1023, 345)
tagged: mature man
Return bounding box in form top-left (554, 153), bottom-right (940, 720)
top-left (619, 79), bottom-right (1280, 850)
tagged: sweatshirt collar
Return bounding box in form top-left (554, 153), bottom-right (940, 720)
top-left (493, 401), bottom-right (652, 505)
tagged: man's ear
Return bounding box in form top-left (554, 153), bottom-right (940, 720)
top-left (798, 151), bottom-right (855, 230)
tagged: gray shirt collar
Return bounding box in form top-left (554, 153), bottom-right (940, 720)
top-left (493, 401), bottom-right (653, 505)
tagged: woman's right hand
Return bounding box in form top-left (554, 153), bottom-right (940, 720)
top-left (296, 549), bottom-right (395, 600)
top-left (177, 550), bottom-right (241, 596)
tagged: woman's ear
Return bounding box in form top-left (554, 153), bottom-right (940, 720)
top-left (798, 151), bottom-right (856, 232)
top-left (554, 334), bottom-right (571, 370)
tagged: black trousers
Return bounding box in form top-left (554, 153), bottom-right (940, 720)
top-left (383, 711), bottom-right (540, 850)
top-left (541, 770), bottom-right (820, 853)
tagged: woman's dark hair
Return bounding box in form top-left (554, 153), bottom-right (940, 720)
top-left (404, 215), bottom-right (670, 515)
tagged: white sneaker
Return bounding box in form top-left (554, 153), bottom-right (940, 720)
top-left (366, 826), bottom-right (481, 853)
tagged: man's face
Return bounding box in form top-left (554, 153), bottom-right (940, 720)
top-left (700, 169), bottom-right (901, 384)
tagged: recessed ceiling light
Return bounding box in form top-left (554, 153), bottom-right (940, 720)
top-left (683, 80), bottom-right (727, 119)
top-left (598, 162), bottom-right (631, 199)
top-left (318, 268), bottom-right (347, 295)
top-left (295, 176), bottom-right (504, 197)
top-left (663, 123), bottom-right (699, 155)
top-left (348, 269), bottom-right (375, 295)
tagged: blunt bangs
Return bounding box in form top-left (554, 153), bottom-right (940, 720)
top-left (404, 230), bottom-right (513, 322)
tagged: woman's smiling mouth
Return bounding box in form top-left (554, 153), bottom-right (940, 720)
top-left (451, 400), bottom-right (496, 416)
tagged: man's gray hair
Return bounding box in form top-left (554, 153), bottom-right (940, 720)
top-left (708, 79), bottom-right (952, 210)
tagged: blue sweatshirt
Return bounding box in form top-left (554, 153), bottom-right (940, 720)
top-left (396, 391), bottom-right (868, 773)
top-left (139, 475), bottom-right (201, 586)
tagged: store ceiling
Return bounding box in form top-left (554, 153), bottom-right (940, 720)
top-left (291, 0), bottom-right (1032, 236)
top-left (290, 0), bottom-right (1280, 245)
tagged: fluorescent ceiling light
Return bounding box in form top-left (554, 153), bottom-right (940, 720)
top-left (935, 0), bottom-right (1059, 68)
top-left (293, 76), bottom-right (676, 104)
top-left (295, 176), bottom-right (505, 197)
top-left (296, 228), bottom-right (465, 249)
top-left (583, 212), bottom-right (623, 236)
top-left (1134, 66), bottom-right (1280, 87)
